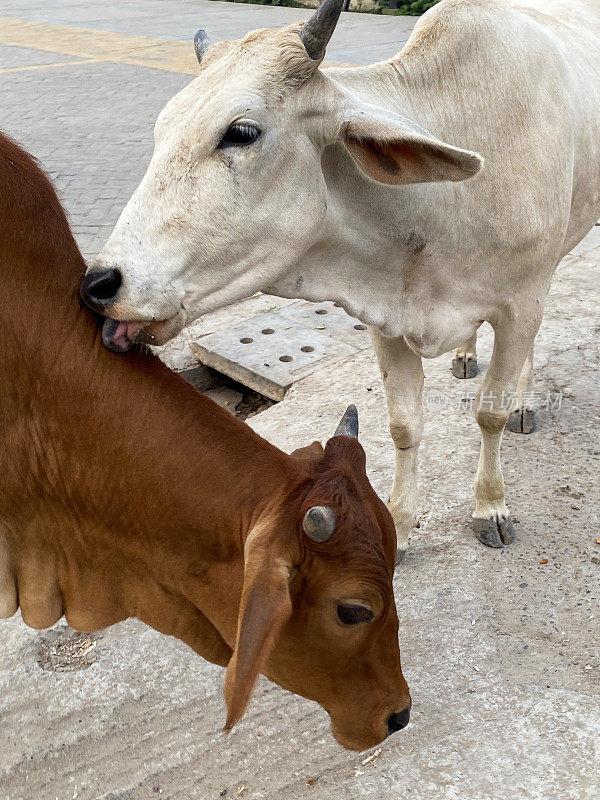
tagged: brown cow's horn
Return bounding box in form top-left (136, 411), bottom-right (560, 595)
top-left (302, 506), bottom-right (336, 542)
top-left (299, 0), bottom-right (345, 62)
top-left (194, 29), bottom-right (210, 63)
top-left (334, 404), bottom-right (359, 439)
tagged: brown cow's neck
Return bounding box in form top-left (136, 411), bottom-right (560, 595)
top-left (0, 134), bottom-right (307, 657)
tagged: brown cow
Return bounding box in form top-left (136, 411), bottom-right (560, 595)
top-left (0, 132), bottom-right (410, 750)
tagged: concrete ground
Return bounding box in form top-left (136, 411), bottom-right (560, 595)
top-left (1, 3), bottom-right (599, 799)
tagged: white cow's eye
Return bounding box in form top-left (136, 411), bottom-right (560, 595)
top-left (218, 123), bottom-right (262, 148)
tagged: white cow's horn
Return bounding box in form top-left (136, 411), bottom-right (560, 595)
top-left (299, 0), bottom-right (345, 62)
top-left (303, 506), bottom-right (337, 542)
top-left (334, 404), bottom-right (359, 439)
top-left (194, 29), bottom-right (210, 63)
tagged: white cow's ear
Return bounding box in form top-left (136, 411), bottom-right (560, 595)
top-left (341, 106), bottom-right (483, 186)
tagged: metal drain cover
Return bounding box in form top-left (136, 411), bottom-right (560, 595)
top-left (191, 301), bottom-right (370, 401)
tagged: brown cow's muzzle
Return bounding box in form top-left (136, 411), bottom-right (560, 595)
top-left (327, 690), bottom-right (412, 751)
top-left (268, 659), bottom-right (411, 751)
top-left (387, 704), bottom-right (411, 734)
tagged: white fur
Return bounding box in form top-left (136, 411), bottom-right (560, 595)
top-left (92, 0), bottom-right (600, 549)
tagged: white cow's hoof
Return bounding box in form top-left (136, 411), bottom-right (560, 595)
top-left (451, 354), bottom-right (478, 379)
top-left (472, 515), bottom-right (516, 548)
top-left (506, 407), bottom-right (535, 434)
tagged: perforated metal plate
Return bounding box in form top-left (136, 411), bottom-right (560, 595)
top-left (191, 301), bottom-right (371, 401)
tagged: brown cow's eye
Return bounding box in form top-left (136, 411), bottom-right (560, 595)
top-left (218, 123), bottom-right (261, 148)
top-left (337, 604), bottom-right (374, 625)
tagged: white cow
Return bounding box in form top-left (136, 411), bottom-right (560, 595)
top-left (82, 0), bottom-right (600, 559)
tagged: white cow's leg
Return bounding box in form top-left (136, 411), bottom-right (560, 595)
top-left (371, 330), bottom-right (424, 563)
top-left (472, 313), bottom-right (541, 547)
top-left (451, 330), bottom-right (479, 379)
top-left (505, 342), bottom-right (536, 434)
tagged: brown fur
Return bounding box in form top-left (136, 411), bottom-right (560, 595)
top-left (0, 132), bottom-right (409, 749)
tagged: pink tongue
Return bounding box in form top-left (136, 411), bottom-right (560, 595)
top-left (112, 322), bottom-right (133, 350)
top-left (114, 321), bottom-right (145, 347)
top-left (123, 321), bottom-right (144, 341)
top-left (102, 319), bottom-right (145, 353)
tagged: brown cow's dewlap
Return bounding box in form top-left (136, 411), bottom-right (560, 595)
top-left (0, 532), bottom-right (18, 619)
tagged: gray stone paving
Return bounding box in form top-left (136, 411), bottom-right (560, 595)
top-left (5, 0), bottom-right (418, 65)
top-left (0, 43), bottom-right (84, 68)
top-left (1, 60), bottom-right (189, 259)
